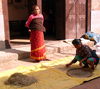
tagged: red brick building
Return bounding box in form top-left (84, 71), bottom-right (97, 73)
top-left (0, 0), bottom-right (91, 49)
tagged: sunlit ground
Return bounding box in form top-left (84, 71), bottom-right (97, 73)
top-left (0, 56), bottom-right (100, 89)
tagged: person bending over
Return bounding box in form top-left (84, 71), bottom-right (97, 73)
top-left (66, 39), bottom-right (99, 70)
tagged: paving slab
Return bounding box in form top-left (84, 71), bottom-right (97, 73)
top-left (0, 39), bottom-right (94, 64)
top-left (0, 39), bottom-right (99, 89)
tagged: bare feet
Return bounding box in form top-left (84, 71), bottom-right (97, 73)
top-left (31, 59), bottom-right (40, 63)
top-left (42, 59), bottom-right (51, 61)
top-left (66, 64), bottom-right (70, 67)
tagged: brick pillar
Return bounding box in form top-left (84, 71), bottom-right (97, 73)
top-left (37, 0), bottom-right (42, 11)
top-left (0, 0), bottom-right (11, 50)
top-left (86, 0), bottom-right (91, 32)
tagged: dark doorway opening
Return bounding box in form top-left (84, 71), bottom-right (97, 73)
top-left (9, 0), bottom-right (57, 40)
top-left (9, 0), bottom-right (37, 39)
top-left (42, 0), bottom-right (56, 38)
top-left (9, 20), bottom-right (29, 39)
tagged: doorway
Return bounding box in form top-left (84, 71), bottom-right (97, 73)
top-left (8, 0), bottom-right (57, 40)
top-left (8, 0), bottom-right (29, 39)
top-left (42, 0), bottom-right (56, 38)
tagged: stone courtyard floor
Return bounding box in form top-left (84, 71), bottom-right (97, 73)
top-left (0, 38), bottom-right (99, 89)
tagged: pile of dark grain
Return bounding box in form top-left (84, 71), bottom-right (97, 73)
top-left (5, 73), bottom-right (37, 87)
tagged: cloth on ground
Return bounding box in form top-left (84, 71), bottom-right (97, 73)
top-left (0, 56), bottom-right (100, 89)
top-left (81, 32), bottom-right (100, 44)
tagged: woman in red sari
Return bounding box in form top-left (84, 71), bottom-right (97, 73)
top-left (25, 5), bottom-right (47, 62)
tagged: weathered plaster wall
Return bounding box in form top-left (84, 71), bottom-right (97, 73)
top-left (92, 0), bottom-right (100, 10)
top-left (91, 0), bottom-right (100, 34)
top-left (0, 0), bottom-right (8, 49)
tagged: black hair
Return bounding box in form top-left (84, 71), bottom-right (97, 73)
top-left (72, 39), bottom-right (82, 45)
top-left (32, 5), bottom-right (39, 10)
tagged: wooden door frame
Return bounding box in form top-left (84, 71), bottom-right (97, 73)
top-left (86, 0), bottom-right (91, 32)
top-left (40, 0), bottom-right (91, 39)
top-left (65, 0), bottom-right (91, 39)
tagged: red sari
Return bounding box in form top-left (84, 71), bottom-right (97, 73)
top-left (30, 30), bottom-right (46, 60)
top-left (25, 14), bottom-right (46, 61)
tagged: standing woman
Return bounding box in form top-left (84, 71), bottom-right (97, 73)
top-left (25, 5), bottom-right (47, 62)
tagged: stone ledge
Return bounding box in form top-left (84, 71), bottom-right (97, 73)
top-left (0, 40), bottom-right (94, 64)
top-left (0, 46), bottom-right (30, 64)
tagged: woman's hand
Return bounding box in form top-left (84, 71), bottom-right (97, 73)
top-left (79, 61), bottom-right (82, 66)
top-left (66, 64), bottom-right (71, 67)
top-left (28, 29), bottom-right (31, 32)
top-left (79, 58), bottom-right (87, 67)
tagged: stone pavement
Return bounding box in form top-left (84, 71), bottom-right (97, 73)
top-left (0, 38), bottom-right (94, 66)
top-left (0, 39), bottom-right (96, 71)
top-left (0, 39), bottom-right (75, 71)
top-left (0, 38), bottom-right (100, 89)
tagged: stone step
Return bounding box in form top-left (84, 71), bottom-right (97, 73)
top-left (0, 46), bottom-right (30, 64)
top-left (0, 40), bottom-right (94, 64)
top-left (0, 42), bottom-right (71, 64)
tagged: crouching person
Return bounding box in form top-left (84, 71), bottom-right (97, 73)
top-left (66, 39), bottom-right (99, 70)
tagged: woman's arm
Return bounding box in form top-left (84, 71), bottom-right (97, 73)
top-left (79, 57), bottom-right (87, 66)
top-left (66, 58), bottom-right (77, 67)
top-left (25, 15), bottom-right (33, 28)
